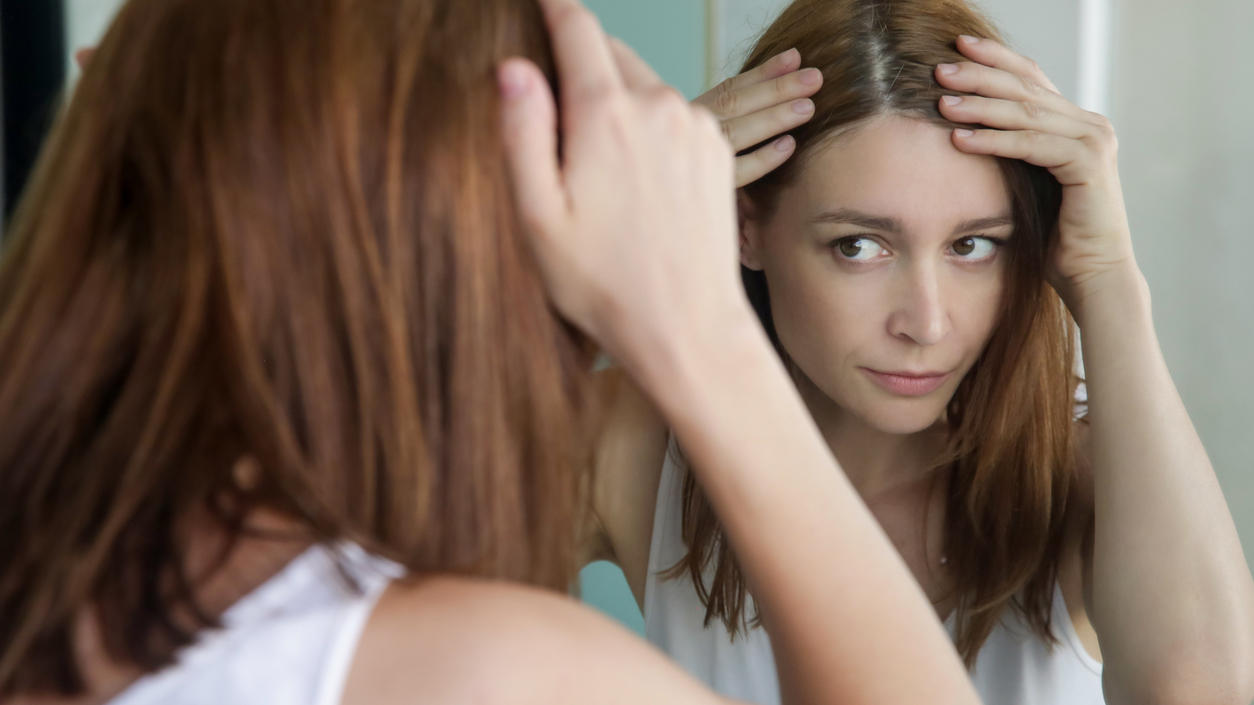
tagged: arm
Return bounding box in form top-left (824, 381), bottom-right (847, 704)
top-left (581, 52), bottom-right (825, 598)
top-left (500, 3), bottom-right (980, 703)
top-left (936, 35), bottom-right (1254, 705)
top-left (1076, 269), bottom-right (1254, 705)
top-left (580, 367), bottom-right (669, 607)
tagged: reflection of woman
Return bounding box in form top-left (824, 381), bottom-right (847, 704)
top-left (585, 0), bottom-right (1254, 703)
top-left (0, 0), bottom-right (981, 703)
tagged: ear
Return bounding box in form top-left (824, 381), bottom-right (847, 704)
top-left (738, 191), bottom-right (766, 272)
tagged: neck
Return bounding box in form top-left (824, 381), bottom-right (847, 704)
top-left (14, 508), bottom-right (310, 705)
top-left (790, 364), bottom-right (946, 500)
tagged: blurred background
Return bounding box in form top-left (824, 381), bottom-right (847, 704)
top-left (5, 0), bottom-right (1250, 636)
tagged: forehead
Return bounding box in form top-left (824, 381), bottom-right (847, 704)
top-left (783, 114), bottom-right (1011, 227)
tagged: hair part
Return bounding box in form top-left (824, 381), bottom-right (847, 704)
top-left (668, 0), bottom-right (1081, 667)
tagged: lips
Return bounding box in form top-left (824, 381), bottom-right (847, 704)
top-left (861, 368), bottom-right (952, 397)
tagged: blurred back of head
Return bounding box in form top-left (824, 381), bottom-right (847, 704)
top-left (0, 0), bottom-right (596, 696)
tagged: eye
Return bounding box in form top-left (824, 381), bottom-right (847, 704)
top-left (833, 236), bottom-right (888, 262)
top-left (950, 236), bottom-right (1001, 261)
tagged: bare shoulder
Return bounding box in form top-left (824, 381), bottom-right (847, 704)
top-left (583, 367), bottom-right (671, 602)
top-left (341, 576), bottom-right (727, 705)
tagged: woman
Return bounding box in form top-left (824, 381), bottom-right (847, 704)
top-left (583, 0), bottom-right (1254, 703)
top-left (0, 0), bottom-right (981, 703)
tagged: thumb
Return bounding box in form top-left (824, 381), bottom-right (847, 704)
top-left (498, 58), bottom-right (565, 235)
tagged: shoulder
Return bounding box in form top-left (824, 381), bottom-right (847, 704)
top-left (342, 576), bottom-right (725, 705)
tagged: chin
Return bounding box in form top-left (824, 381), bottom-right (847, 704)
top-left (859, 399), bottom-right (947, 435)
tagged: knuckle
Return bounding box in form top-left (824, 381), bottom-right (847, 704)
top-left (1092, 112), bottom-right (1116, 136)
top-left (581, 87), bottom-right (622, 116)
top-left (554, 4), bottom-right (600, 35)
top-left (775, 73), bottom-right (795, 99)
top-left (647, 84), bottom-right (687, 112)
top-left (1083, 113), bottom-right (1118, 153)
top-left (713, 80), bottom-right (740, 115)
top-left (694, 107), bottom-right (724, 138)
top-left (1020, 100), bottom-right (1044, 120)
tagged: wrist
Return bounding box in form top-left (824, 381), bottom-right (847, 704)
top-left (620, 297), bottom-right (776, 422)
top-left (1066, 262), bottom-right (1152, 333)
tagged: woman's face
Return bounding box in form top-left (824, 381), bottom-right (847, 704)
top-left (742, 114), bottom-right (1012, 435)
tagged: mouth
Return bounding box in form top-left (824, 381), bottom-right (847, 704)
top-left (860, 368), bottom-right (952, 397)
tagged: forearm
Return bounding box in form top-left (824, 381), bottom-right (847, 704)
top-left (1076, 266), bottom-right (1254, 701)
top-left (622, 306), bottom-right (978, 705)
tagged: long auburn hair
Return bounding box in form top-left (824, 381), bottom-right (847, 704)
top-left (0, 0), bottom-right (597, 696)
top-left (669, 0), bottom-right (1081, 667)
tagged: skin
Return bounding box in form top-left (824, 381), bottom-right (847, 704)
top-left (588, 33), bottom-right (1254, 705)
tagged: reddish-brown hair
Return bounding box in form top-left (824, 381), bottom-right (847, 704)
top-left (670, 0), bottom-right (1081, 667)
top-left (0, 0), bottom-right (596, 696)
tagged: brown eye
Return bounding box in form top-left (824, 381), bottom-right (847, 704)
top-left (832, 236), bottom-right (887, 262)
top-left (950, 236), bottom-right (1000, 261)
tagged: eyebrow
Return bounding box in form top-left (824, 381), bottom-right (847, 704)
top-left (811, 208), bottom-right (1015, 236)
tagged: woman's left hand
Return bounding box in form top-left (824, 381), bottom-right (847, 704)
top-left (935, 35), bottom-right (1138, 320)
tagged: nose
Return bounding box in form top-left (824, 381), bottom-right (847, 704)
top-left (887, 261), bottom-right (951, 346)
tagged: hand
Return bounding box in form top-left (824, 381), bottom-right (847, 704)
top-left (693, 49), bottom-right (823, 187)
top-left (499, 0), bottom-right (750, 373)
top-left (935, 35), bottom-right (1138, 319)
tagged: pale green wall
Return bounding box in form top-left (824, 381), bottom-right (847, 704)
top-left (575, 1), bottom-right (708, 637)
top-left (583, 0), bottom-right (708, 99)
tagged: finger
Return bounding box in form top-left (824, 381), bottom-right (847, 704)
top-left (75, 47), bottom-right (96, 70)
top-left (498, 58), bottom-right (567, 232)
top-left (608, 37), bottom-right (663, 90)
top-left (734, 135), bottom-right (797, 188)
top-left (935, 61), bottom-right (1083, 119)
top-left (696, 66), bottom-right (823, 120)
top-left (718, 47), bottom-right (802, 94)
top-left (536, 0), bottom-right (623, 104)
top-left (938, 95), bottom-right (1093, 140)
top-left (720, 97), bottom-right (815, 152)
top-left (950, 128), bottom-right (1089, 184)
top-left (955, 34), bottom-right (1059, 94)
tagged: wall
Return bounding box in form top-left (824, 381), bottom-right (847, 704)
top-left (1108, 0), bottom-right (1254, 570)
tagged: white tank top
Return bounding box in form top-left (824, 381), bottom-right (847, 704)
top-left (109, 543), bottom-right (401, 705)
top-left (643, 442), bottom-right (1105, 705)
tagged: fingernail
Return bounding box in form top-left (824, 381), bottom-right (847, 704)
top-left (774, 135), bottom-right (796, 152)
top-left (959, 35), bottom-right (980, 45)
top-left (780, 47), bottom-right (801, 65)
top-left (792, 98), bottom-right (815, 115)
top-left (937, 63), bottom-right (959, 76)
top-left (954, 128), bottom-right (975, 138)
top-left (941, 95), bottom-right (963, 106)
top-left (498, 62), bottom-right (528, 99)
top-left (799, 68), bottom-right (822, 86)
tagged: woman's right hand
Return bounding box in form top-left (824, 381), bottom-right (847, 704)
top-left (692, 50), bottom-right (823, 187)
top-left (499, 0), bottom-right (754, 376)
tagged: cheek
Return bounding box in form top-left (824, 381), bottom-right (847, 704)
top-left (953, 268), bottom-right (1007, 346)
top-left (761, 256), bottom-right (885, 363)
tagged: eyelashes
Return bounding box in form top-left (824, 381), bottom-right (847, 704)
top-left (829, 235), bottom-right (1007, 264)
